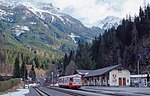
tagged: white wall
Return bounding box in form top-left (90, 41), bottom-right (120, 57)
top-left (109, 69), bottom-right (130, 86)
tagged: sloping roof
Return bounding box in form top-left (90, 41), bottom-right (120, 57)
top-left (76, 70), bottom-right (93, 75)
top-left (84, 64), bottom-right (120, 77)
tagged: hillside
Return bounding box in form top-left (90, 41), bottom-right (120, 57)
top-left (0, 2), bottom-right (101, 54)
top-left (0, 1), bottom-right (102, 75)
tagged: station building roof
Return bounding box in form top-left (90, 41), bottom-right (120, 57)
top-left (84, 64), bottom-right (121, 77)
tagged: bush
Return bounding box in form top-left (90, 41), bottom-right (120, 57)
top-left (0, 78), bottom-right (20, 92)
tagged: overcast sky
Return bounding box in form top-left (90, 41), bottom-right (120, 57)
top-left (2, 0), bottom-right (150, 27)
top-left (39, 0), bottom-right (150, 27)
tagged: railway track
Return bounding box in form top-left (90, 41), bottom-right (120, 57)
top-left (46, 86), bottom-right (121, 96)
top-left (33, 87), bottom-right (51, 96)
top-left (47, 86), bottom-right (86, 96)
top-left (33, 86), bottom-right (120, 96)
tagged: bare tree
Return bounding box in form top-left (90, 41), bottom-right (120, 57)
top-left (65, 60), bottom-right (76, 76)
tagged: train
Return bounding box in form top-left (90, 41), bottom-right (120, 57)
top-left (58, 74), bottom-right (82, 88)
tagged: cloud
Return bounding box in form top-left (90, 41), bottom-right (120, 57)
top-left (121, 0), bottom-right (146, 17)
top-left (40, 0), bottom-right (150, 27)
top-left (41, 0), bottom-right (122, 26)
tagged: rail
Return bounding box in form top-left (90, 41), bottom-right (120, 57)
top-left (33, 87), bottom-right (51, 96)
top-left (47, 86), bottom-right (86, 96)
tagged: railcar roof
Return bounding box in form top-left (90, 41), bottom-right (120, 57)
top-left (59, 74), bottom-right (81, 78)
top-left (76, 70), bottom-right (93, 75)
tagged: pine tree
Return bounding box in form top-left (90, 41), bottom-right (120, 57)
top-left (62, 53), bottom-right (68, 76)
top-left (4, 51), bottom-right (8, 64)
top-left (34, 56), bottom-right (39, 68)
top-left (20, 61), bottom-right (28, 80)
top-left (75, 42), bottom-right (95, 69)
top-left (68, 50), bottom-right (75, 61)
top-left (96, 36), bottom-right (105, 68)
top-left (90, 34), bottom-right (104, 68)
top-left (13, 57), bottom-right (21, 78)
top-left (29, 64), bottom-right (36, 81)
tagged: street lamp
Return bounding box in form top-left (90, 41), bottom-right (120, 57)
top-left (137, 51), bottom-right (142, 87)
top-left (52, 72), bottom-right (54, 86)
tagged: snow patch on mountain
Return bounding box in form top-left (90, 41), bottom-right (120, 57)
top-left (0, 9), bottom-right (6, 19)
top-left (65, 18), bottom-right (75, 24)
top-left (15, 30), bottom-right (25, 36)
top-left (69, 33), bottom-right (80, 43)
top-left (44, 24), bottom-right (49, 28)
top-left (0, 9), bottom-right (13, 17)
top-left (22, 26), bottom-right (30, 31)
top-left (0, 9), bottom-right (6, 15)
top-left (8, 12), bottom-right (13, 15)
top-left (51, 15), bottom-right (55, 22)
top-left (29, 22), bottom-right (36, 25)
top-left (0, 7), bottom-right (14, 21)
top-left (13, 25), bottom-right (30, 36)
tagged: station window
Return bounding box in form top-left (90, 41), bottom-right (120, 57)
top-left (127, 79), bottom-right (129, 82)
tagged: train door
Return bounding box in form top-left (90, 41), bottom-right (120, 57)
top-left (69, 77), bottom-right (73, 87)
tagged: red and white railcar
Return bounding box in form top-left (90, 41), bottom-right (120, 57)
top-left (58, 74), bottom-right (82, 88)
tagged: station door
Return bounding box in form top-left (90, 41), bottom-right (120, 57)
top-left (119, 78), bottom-right (126, 86)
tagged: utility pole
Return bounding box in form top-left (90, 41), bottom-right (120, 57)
top-left (24, 63), bottom-right (26, 89)
top-left (132, 21), bottom-right (141, 87)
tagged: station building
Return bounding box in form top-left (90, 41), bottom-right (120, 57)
top-left (76, 64), bottom-right (130, 86)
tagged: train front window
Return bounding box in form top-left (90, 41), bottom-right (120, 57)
top-left (74, 78), bottom-right (81, 83)
top-left (70, 78), bottom-right (73, 82)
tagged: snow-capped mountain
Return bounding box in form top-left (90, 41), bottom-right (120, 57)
top-left (0, 1), bottom-right (101, 53)
top-left (97, 16), bottom-right (122, 30)
top-left (23, 2), bottom-right (101, 41)
top-left (29, 2), bottom-right (80, 26)
top-left (25, 2), bottom-right (63, 22)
